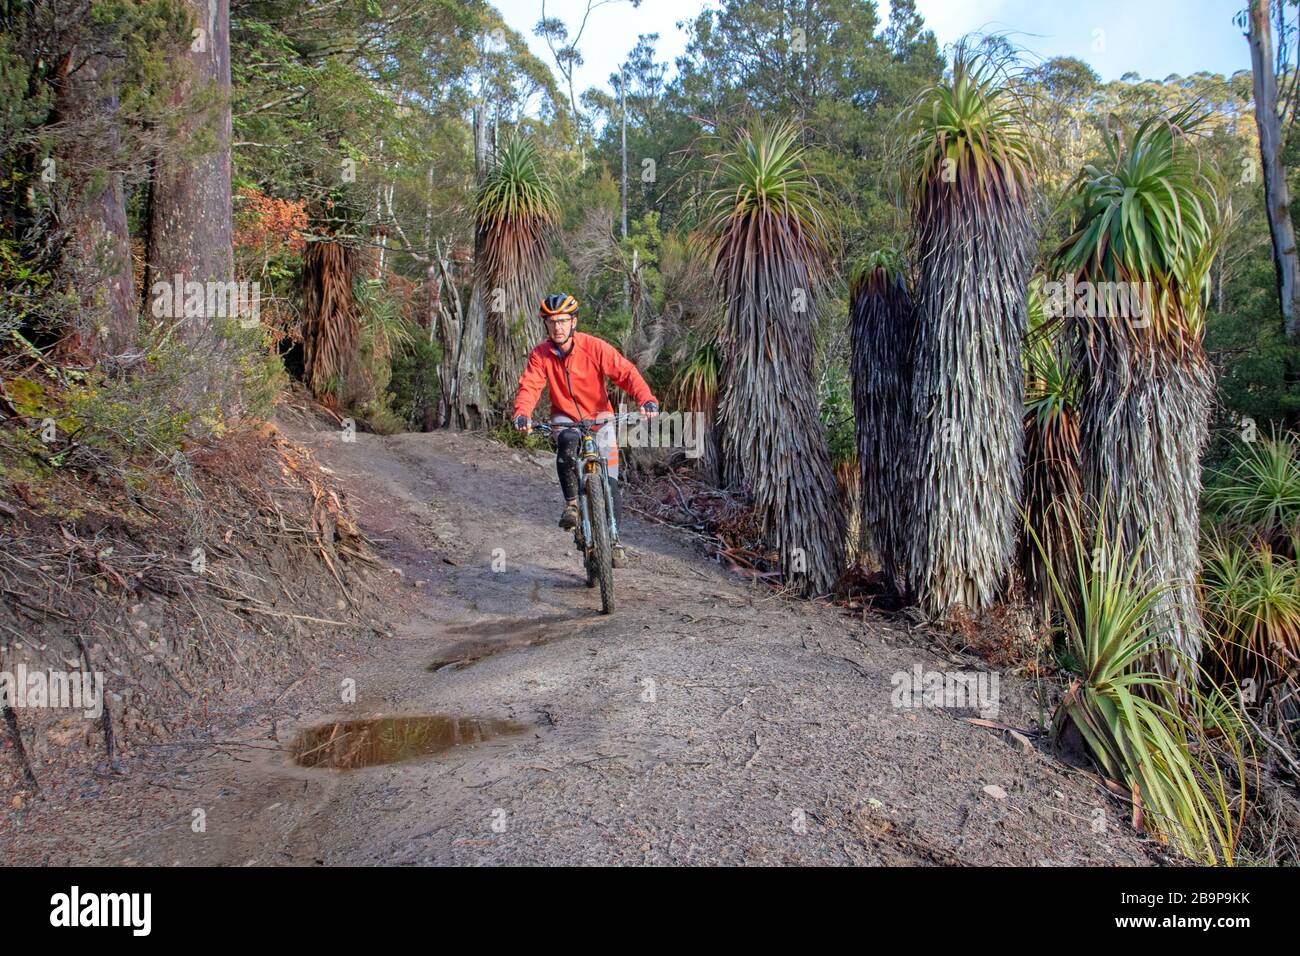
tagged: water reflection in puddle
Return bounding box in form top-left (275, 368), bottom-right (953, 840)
top-left (292, 715), bottom-right (528, 769)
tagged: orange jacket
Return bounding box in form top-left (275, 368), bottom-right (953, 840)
top-left (512, 332), bottom-right (658, 422)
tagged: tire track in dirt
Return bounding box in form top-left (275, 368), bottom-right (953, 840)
top-left (14, 421), bottom-right (1165, 866)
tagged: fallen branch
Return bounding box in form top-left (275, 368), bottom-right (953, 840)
top-left (2, 704), bottom-right (39, 791)
top-left (214, 599), bottom-right (352, 628)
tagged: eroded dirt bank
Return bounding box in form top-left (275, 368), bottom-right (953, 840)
top-left (4, 415), bottom-right (1166, 866)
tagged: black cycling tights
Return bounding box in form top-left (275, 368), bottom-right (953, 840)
top-left (555, 428), bottom-right (621, 533)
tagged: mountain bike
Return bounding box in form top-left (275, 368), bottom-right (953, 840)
top-left (528, 414), bottom-right (639, 615)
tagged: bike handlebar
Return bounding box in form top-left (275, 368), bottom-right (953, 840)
top-left (524, 412), bottom-right (648, 435)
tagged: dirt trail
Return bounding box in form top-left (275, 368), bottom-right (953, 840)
top-left (11, 418), bottom-right (1164, 866)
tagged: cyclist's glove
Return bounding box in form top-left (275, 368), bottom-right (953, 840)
top-left (512, 415), bottom-right (529, 430)
top-left (641, 401), bottom-right (659, 415)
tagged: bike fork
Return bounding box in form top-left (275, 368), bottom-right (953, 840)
top-left (579, 472), bottom-right (593, 550)
top-left (603, 464), bottom-right (619, 543)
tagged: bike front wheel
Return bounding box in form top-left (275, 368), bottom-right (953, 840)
top-left (581, 525), bottom-right (597, 588)
top-left (583, 472), bottom-right (614, 614)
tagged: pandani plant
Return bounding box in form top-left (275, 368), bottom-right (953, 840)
top-left (1051, 106), bottom-right (1222, 686)
top-left (672, 336), bottom-right (723, 484)
top-left (1020, 278), bottom-right (1082, 623)
top-left (1032, 511), bottom-right (1249, 865)
top-left (848, 248), bottom-right (915, 594)
top-left (899, 48), bottom-right (1038, 618)
top-left (1202, 431), bottom-right (1300, 727)
top-left (302, 240), bottom-right (358, 409)
top-left (474, 135), bottom-right (559, 412)
top-left (705, 118), bottom-right (846, 596)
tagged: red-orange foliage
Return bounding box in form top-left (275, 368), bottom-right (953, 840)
top-left (234, 187), bottom-right (307, 258)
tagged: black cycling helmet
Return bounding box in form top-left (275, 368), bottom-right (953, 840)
top-left (539, 293), bottom-right (579, 318)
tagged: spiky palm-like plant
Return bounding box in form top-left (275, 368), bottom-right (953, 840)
top-left (1052, 108), bottom-right (1221, 685)
top-left (835, 456), bottom-right (865, 564)
top-left (1021, 279), bottom-right (1082, 621)
top-left (848, 249), bottom-right (915, 593)
top-left (1201, 532), bottom-right (1300, 688)
top-left (1205, 430), bottom-right (1300, 551)
top-left (302, 240), bottom-right (358, 409)
top-left (674, 339), bottom-right (720, 413)
top-left (673, 337), bottom-right (723, 483)
top-left (1044, 515), bottom-right (1246, 864)
top-left (474, 136), bottom-right (559, 409)
top-left (900, 53), bottom-right (1037, 617)
top-left (706, 119), bottom-right (846, 596)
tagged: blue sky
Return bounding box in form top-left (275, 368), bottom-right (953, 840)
top-left (494, 0), bottom-right (1254, 97)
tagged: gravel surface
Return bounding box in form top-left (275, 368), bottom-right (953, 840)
top-left (7, 421), bottom-right (1167, 866)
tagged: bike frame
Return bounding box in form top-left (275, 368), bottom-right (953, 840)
top-left (576, 429), bottom-right (618, 547)
top-left (529, 415), bottom-right (637, 552)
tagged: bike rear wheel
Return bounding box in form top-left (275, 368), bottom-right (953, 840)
top-left (583, 472), bottom-right (614, 614)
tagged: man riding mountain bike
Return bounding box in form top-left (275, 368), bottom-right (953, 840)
top-left (512, 293), bottom-right (659, 569)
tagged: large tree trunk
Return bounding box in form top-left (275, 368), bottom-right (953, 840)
top-left (473, 105), bottom-right (492, 183)
top-left (1247, 0), bottom-right (1300, 336)
top-left (431, 239), bottom-right (488, 430)
top-left (53, 52), bottom-right (135, 360)
top-left (454, 283), bottom-right (489, 429)
top-left (442, 106), bottom-right (493, 428)
top-left (432, 247), bottom-right (457, 427)
top-left (146, 0), bottom-right (233, 311)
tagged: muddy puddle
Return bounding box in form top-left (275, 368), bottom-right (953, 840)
top-left (292, 715), bottom-right (529, 769)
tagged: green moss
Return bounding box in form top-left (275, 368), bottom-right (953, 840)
top-left (6, 376), bottom-right (53, 419)
top-left (0, 451), bottom-right (52, 485)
